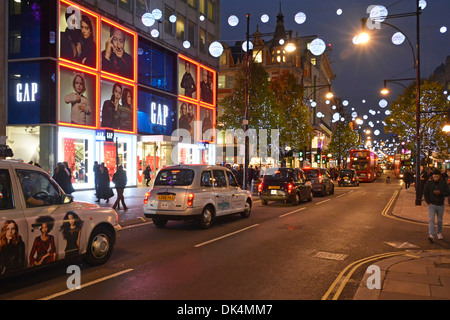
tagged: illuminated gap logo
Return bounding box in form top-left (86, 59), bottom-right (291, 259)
top-left (16, 83), bottom-right (38, 102)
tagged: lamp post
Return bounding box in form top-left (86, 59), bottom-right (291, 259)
top-left (356, 2), bottom-right (422, 205)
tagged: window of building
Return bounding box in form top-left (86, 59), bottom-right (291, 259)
top-left (199, 28), bottom-right (206, 53)
top-left (199, 0), bottom-right (206, 14)
top-left (218, 75), bottom-right (226, 89)
top-left (188, 20), bottom-right (196, 47)
top-left (176, 14), bottom-right (185, 40)
top-left (219, 53), bottom-right (226, 65)
top-left (188, 0), bottom-right (196, 9)
top-left (207, 1), bottom-right (215, 22)
top-left (136, 0), bottom-right (147, 17)
top-left (253, 51), bottom-right (262, 63)
top-left (207, 32), bottom-right (215, 50)
top-left (311, 58), bottom-right (317, 65)
top-left (226, 76), bottom-right (235, 89)
top-left (164, 6), bottom-right (175, 35)
top-left (119, 0), bottom-right (132, 11)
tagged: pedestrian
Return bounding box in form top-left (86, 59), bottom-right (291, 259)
top-left (93, 161), bottom-right (100, 196)
top-left (143, 165), bottom-right (152, 187)
top-left (96, 163), bottom-right (114, 202)
top-left (63, 161), bottom-right (75, 194)
top-left (112, 165), bottom-right (128, 211)
top-left (423, 170), bottom-right (449, 242)
top-left (403, 169), bottom-right (412, 189)
top-left (248, 165), bottom-right (254, 190)
top-left (53, 163), bottom-right (73, 194)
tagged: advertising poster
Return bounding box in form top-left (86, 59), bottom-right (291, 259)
top-left (59, 64), bottom-right (97, 127)
top-left (101, 19), bottom-right (135, 81)
top-left (178, 56), bottom-right (198, 100)
top-left (59, 0), bottom-right (99, 70)
top-left (178, 100), bottom-right (197, 144)
top-left (199, 67), bottom-right (215, 106)
top-left (100, 77), bottom-right (135, 132)
top-left (199, 106), bottom-right (215, 142)
top-left (103, 142), bottom-right (116, 180)
top-left (137, 89), bottom-right (176, 136)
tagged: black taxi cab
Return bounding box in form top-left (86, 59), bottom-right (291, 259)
top-left (0, 144), bottom-right (120, 278)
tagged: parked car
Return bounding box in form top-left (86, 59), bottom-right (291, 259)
top-left (337, 168), bottom-right (359, 187)
top-left (143, 165), bottom-right (252, 229)
top-left (0, 153), bottom-right (120, 278)
top-left (302, 167), bottom-right (335, 196)
top-left (258, 167), bottom-right (313, 205)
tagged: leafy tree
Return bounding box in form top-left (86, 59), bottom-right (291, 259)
top-left (326, 120), bottom-right (359, 165)
top-left (384, 80), bottom-right (450, 165)
top-left (270, 71), bottom-right (313, 152)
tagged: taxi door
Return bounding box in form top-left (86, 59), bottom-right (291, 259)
top-left (0, 166), bottom-right (29, 276)
top-left (226, 170), bottom-right (245, 213)
top-left (15, 168), bottom-right (83, 267)
top-left (212, 169), bottom-right (233, 215)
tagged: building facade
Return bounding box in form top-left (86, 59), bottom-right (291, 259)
top-left (2, 0), bottom-right (221, 189)
top-left (217, 8), bottom-right (335, 168)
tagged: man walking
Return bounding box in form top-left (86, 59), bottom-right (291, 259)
top-left (423, 170), bottom-right (449, 242)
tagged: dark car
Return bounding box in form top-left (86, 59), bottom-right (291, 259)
top-left (302, 167), bottom-right (335, 196)
top-left (258, 168), bottom-right (313, 205)
top-left (337, 168), bottom-right (359, 187)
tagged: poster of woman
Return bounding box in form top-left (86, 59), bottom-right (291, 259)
top-left (59, 65), bottom-right (97, 127)
top-left (59, 1), bottom-right (98, 69)
top-left (200, 106), bottom-right (215, 142)
top-left (100, 78), bottom-right (135, 131)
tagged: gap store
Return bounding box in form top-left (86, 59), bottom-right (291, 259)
top-left (6, 0), bottom-right (217, 189)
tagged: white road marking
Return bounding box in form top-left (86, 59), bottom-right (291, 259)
top-left (194, 224), bottom-right (260, 248)
top-left (316, 199), bottom-right (331, 205)
top-left (39, 268), bottom-right (134, 300)
top-left (279, 207), bottom-right (306, 217)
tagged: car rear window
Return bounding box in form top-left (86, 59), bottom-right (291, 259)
top-left (340, 170), bottom-right (354, 177)
top-left (154, 169), bottom-right (195, 186)
top-left (263, 168), bottom-right (292, 182)
top-left (304, 169), bottom-right (319, 178)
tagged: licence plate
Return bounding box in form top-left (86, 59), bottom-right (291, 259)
top-left (271, 190), bottom-right (277, 195)
top-left (157, 195), bottom-right (175, 201)
top-left (268, 186), bottom-right (280, 189)
top-left (343, 177), bottom-right (349, 180)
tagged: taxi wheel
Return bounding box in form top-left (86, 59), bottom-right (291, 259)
top-left (292, 193), bottom-right (300, 206)
top-left (198, 206), bottom-right (214, 229)
top-left (261, 200), bottom-right (268, 205)
top-left (307, 190), bottom-right (313, 202)
top-left (152, 218), bottom-right (168, 228)
top-left (241, 199), bottom-right (252, 218)
top-left (84, 226), bottom-right (114, 266)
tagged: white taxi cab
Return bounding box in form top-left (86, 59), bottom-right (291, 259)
top-left (143, 165), bottom-right (252, 229)
top-left (0, 146), bottom-right (120, 278)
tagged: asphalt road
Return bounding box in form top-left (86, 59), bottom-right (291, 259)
top-left (0, 174), bottom-right (446, 302)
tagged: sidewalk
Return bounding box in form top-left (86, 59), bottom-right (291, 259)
top-left (354, 186), bottom-right (450, 300)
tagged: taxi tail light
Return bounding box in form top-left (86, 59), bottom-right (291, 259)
top-left (318, 174), bottom-right (323, 184)
top-left (258, 183), bottom-right (263, 193)
top-left (287, 183), bottom-right (293, 193)
top-left (187, 193), bottom-right (194, 207)
top-left (144, 192), bottom-right (150, 204)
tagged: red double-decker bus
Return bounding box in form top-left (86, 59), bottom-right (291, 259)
top-left (349, 149), bottom-right (378, 182)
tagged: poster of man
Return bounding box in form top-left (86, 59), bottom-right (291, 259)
top-left (101, 20), bottom-right (135, 80)
top-left (199, 68), bottom-right (214, 105)
top-left (179, 57), bottom-right (197, 99)
top-left (59, 1), bottom-right (98, 69)
top-left (59, 65), bottom-right (97, 127)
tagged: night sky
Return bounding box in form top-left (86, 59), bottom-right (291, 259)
top-left (220, 0), bottom-right (450, 142)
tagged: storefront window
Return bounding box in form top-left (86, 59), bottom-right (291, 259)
top-left (138, 37), bottom-right (176, 93)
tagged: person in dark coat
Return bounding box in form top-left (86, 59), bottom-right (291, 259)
top-left (423, 170), bottom-right (450, 242)
top-left (143, 165), bottom-right (152, 187)
top-left (53, 163), bottom-right (73, 194)
top-left (93, 161), bottom-right (100, 196)
top-left (112, 165), bottom-right (128, 211)
top-left (96, 163), bottom-right (113, 202)
top-left (403, 169), bottom-right (412, 189)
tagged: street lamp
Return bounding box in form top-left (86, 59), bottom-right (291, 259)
top-left (355, 2), bottom-right (422, 205)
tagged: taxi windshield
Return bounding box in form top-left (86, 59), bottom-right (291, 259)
top-left (263, 168), bottom-right (292, 182)
top-left (154, 169), bottom-right (195, 186)
top-left (339, 170), bottom-right (354, 177)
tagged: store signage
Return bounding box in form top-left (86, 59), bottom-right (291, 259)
top-left (96, 129), bottom-right (114, 142)
top-left (150, 102), bottom-right (169, 126)
top-left (16, 82), bottom-right (38, 102)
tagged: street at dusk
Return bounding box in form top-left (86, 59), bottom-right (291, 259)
top-left (0, 0), bottom-right (450, 307)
